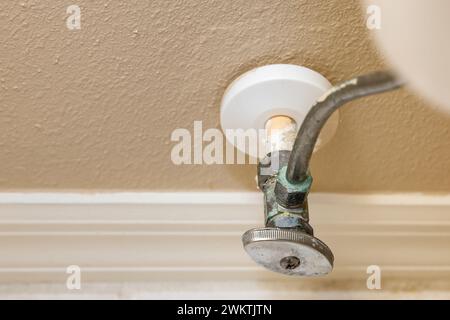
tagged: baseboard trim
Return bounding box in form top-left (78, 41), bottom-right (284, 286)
top-left (0, 192), bottom-right (449, 283)
top-left (1, 192), bottom-right (450, 205)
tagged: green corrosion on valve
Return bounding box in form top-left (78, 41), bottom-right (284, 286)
top-left (274, 166), bottom-right (312, 209)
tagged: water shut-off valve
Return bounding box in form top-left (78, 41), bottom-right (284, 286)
top-left (244, 115), bottom-right (334, 276)
top-left (220, 64), bottom-right (403, 276)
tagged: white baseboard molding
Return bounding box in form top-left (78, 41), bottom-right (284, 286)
top-left (0, 192), bottom-right (449, 285)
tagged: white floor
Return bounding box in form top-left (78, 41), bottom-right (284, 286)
top-left (1, 280), bottom-right (450, 300)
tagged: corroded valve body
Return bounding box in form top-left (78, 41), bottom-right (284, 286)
top-left (242, 133), bottom-right (334, 276)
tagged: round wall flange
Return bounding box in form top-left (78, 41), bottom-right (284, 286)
top-left (220, 64), bottom-right (338, 156)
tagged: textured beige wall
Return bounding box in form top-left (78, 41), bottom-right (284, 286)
top-left (1, 0), bottom-right (449, 191)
